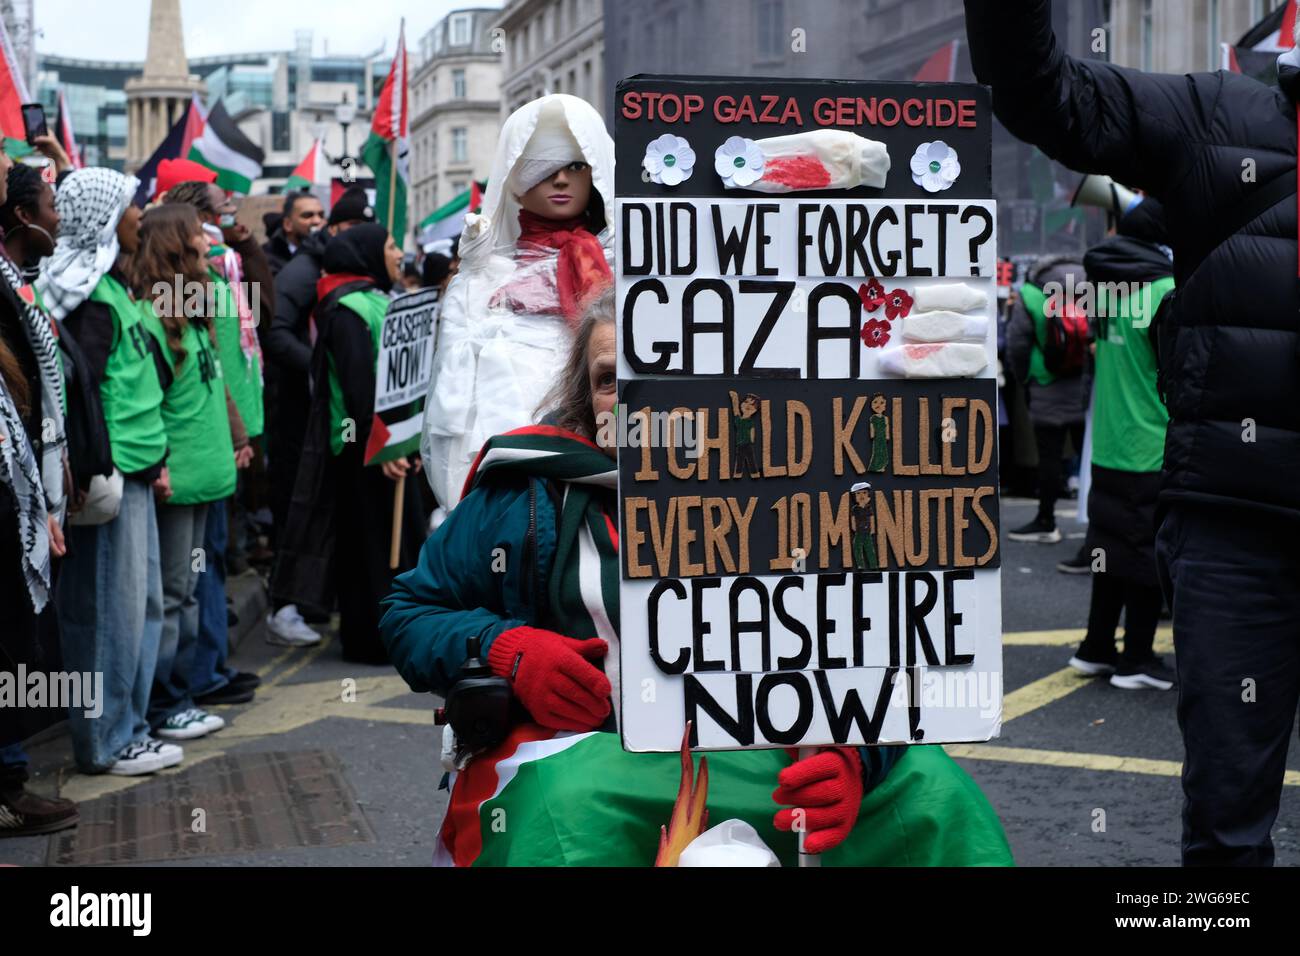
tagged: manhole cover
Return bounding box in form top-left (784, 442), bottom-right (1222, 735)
top-left (49, 750), bottom-right (374, 865)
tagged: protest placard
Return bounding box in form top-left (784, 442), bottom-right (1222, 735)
top-left (616, 75), bottom-right (1002, 751)
top-left (364, 287), bottom-right (440, 465)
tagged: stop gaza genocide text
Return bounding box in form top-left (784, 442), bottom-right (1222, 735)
top-left (620, 91), bottom-right (980, 129)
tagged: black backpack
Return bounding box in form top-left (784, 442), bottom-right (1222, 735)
top-left (56, 319), bottom-right (114, 494)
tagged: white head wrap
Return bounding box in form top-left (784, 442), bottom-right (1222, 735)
top-left (509, 103), bottom-right (586, 196)
top-left (36, 167), bottom-right (140, 320)
top-left (458, 93), bottom-right (614, 265)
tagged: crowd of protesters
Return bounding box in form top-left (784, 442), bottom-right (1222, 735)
top-left (0, 130), bottom-right (455, 836)
top-left (4, 32), bottom-right (1295, 865)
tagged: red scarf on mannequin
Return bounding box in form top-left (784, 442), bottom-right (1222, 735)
top-left (493, 209), bottom-right (611, 325)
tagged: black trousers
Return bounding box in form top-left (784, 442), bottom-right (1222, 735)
top-left (1081, 571), bottom-right (1162, 662)
top-left (1156, 503), bottom-right (1300, 866)
top-left (332, 447), bottom-right (428, 664)
top-left (1033, 421), bottom-right (1084, 523)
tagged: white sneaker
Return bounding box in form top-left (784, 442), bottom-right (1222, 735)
top-left (143, 737), bottom-right (184, 768)
top-left (265, 603), bottom-right (322, 647)
top-left (155, 708), bottom-right (224, 740)
top-left (107, 741), bottom-right (167, 776)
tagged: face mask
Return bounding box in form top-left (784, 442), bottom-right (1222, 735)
top-left (218, 212), bottom-right (237, 229)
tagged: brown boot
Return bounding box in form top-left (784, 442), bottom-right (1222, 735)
top-left (0, 786), bottom-right (79, 837)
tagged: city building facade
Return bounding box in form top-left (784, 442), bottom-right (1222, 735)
top-left (1104, 0), bottom-right (1286, 72)
top-left (496, 0), bottom-right (604, 116)
top-left (410, 8), bottom-right (503, 223)
top-left (36, 41), bottom-right (387, 181)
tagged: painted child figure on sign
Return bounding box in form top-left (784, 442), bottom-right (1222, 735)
top-left (850, 481), bottom-right (879, 571)
top-left (867, 392), bottom-right (890, 473)
top-left (729, 389), bottom-right (762, 479)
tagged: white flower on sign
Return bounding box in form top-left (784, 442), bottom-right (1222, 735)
top-left (643, 133), bottom-right (696, 186)
top-left (910, 141), bottom-right (961, 193)
top-left (715, 136), bottom-right (765, 188)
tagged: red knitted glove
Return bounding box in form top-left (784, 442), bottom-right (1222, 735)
top-left (772, 747), bottom-right (864, 854)
top-left (487, 626), bottom-right (612, 731)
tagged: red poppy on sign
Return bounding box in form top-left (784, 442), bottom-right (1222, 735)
top-left (860, 317), bottom-right (892, 349)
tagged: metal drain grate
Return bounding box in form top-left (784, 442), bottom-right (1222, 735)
top-left (48, 750), bottom-right (374, 865)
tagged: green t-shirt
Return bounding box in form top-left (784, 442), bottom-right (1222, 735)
top-left (89, 274), bottom-right (168, 475)
top-left (1017, 282), bottom-right (1056, 387)
top-left (328, 289), bottom-right (388, 456)
top-left (1090, 276), bottom-right (1174, 473)
top-left (209, 264), bottom-right (264, 439)
top-left (141, 307), bottom-right (236, 505)
top-left (734, 416), bottom-right (755, 444)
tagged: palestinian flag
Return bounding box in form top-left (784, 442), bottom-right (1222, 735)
top-left (285, 138), bottom-right (326, 191)
top-left (54, 90), bottom-right (82, 169)
top-left (361, 21), bottom-right (410, 245)
top-left (132, 94), bottom-right (205, 206)
top-left (416, 180), bottom-right (483, 248)
top-left (188, 100), bottom-right (265, 195)
top-left (434, 726), bottom-right (1013, 866)
top-left (1226, 0), bottom-right (1296, 81)
top-left (0, 12), bottom-right (31, 154)
top-left (913, 39), bottom-right (960, 82)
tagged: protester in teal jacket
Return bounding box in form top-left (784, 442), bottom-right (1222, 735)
top-left (380, 291), bottom-right (1013, 868)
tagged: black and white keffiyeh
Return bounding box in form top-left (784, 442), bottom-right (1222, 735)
top-left (35, 167), bottom-right (139, 322)
top-left (0, 371), bottom-right (50, 612)
top-left (0, 253), bottom-right (66, 522)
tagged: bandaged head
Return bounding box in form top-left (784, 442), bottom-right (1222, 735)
top-left (509, 102), bottom-right (586, 196)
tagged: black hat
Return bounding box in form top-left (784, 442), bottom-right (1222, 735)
top-left (328, 186), bottom-right (375, 226)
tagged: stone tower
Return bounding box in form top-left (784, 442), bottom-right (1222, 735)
top-left (124, 0), bottom-right (205, 172)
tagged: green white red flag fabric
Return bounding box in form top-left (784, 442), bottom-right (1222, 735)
top-left (0, 13), bottom-right (31, 153)
top-left (417, 180), bottom-right (483, 248)
top-left (188, 100), bottom-right (265, 194)
top-left (433, 726), bottom-right (1014, 866)
top-left (285, 138), bottom-right (325, 191)
top-left (361, 21), bottom-right (410, 246)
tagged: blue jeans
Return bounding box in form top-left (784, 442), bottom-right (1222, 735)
top-left (191, 499), bottom-right (236, 696)
top-left (149, 502), bottom-right (208, 726)
top-left (57, 478), bottom-right (163, 773)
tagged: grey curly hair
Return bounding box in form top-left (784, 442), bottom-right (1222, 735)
top-left (538, 284), bottom-right (615, 439)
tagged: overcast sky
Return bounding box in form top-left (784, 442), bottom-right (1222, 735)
top-left (36, 0), bottom-right (500, 60)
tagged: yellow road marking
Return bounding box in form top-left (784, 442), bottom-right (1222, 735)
top-left (1002, 626), bottom-right (1173, 652)
top-left (1002, 667), bottom-right (1093, 723)
top-left (945, 743), bottom-right (1300, 788)
top-left (49, 626), bottom-right (1200, 804)
top-left (266, 632), bottom-right (334, 687)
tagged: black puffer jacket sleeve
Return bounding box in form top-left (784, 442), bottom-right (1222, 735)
top-left (964, 0), bottom-right (1212, 195)
top-left (266, 253), bottom-right (317, 375)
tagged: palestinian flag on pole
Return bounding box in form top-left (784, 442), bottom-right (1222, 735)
top-left (285, 138), bottom-right (326, 191)
top-left (361, 20), bottom-right (410, 246)
top-left (132, 94), bottom-right (205, 206)
top-left (416, 180), bottom-right (483, 248)
top-left (1225, 0), bottom-right (1296, 80)
top-left (188, 100), bottom-right (265, 194)
top-left (55, 90), bottom-right (83, 169)
top-left (0, 13), bottom-right (32, 157)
